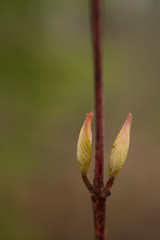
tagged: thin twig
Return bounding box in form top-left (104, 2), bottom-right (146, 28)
top-left (92, 0), bottom-right (104, 193)
top-left (82, 173), bottom-right (94, 193)
top-left (103, 177), bottom-right (114, 197)
top-left (91, 0), bottom-right (106, 239)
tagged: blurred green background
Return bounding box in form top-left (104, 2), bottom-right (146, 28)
top-left (0, 0), bottom-right (160, 239)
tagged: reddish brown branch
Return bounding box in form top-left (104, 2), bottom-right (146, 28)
top-left (82, 173), bottom-right (94, 193)
top-left (92, 0), bottom-right (104, 193)
top-left (91, 196), bottom-right (106, 240)
top-left (103, 177), bottom-right (114, 197)
top-left (91, 0), bottom-right (106, 239)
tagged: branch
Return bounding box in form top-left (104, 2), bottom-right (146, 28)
top-left (103, 177), bottom-right (114, 197)
top-left (92, 0), bottom-right (104, 193)
top-left (82, 173), bottom-right (94, 193)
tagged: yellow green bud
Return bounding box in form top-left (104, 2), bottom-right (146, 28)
top-left (77, 112), bottom-right (93, 175)
top-left (108, 113), bottom-right (132, 179)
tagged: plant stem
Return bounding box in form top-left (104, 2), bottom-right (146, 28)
top-left (92, 0), bottom-right (104, 192)
top-left (91, 0), bottom-right (106, 239)
top-left (92, 196), bottom-right (106, 240)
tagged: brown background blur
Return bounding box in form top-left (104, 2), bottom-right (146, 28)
top-left (0, 0), bottom-right (160, 239)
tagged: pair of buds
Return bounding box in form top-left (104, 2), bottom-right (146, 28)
top-left (77, 112), bottom-right (132, 183)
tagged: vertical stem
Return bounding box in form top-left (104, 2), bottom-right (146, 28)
top-left (91, 0), bottom-right (106, 239)
top-left (92, 196), bottom-right (107, 240)
top-left (92, 0), bottom-right (104, 193)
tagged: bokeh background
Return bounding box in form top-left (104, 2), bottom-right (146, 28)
top-left (0, 0), bottom-right (160, 239)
